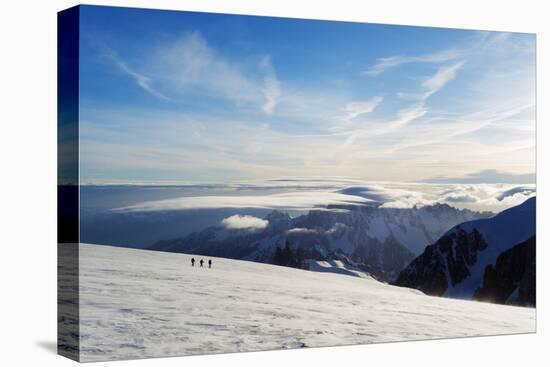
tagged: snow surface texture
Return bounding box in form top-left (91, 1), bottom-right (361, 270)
top-left (76, 243), bottom-right (535, 362)
top-left (305, 259), bottom-right (372, 279)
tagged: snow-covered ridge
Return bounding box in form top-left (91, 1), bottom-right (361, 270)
top-left (70, 243), bottom-right (535, 362)
top-left (394, 197), bottom-right (536, 303)
top-left (152, 203), bottom-right (488, 281)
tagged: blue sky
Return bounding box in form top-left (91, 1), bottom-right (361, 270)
top-left (78, 5), bottom-right (536, 184)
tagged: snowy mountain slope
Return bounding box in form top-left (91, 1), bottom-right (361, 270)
top-left (304, 259), bottom-right (373, 279)
top-left (393, 197), bottom-right (536, 302)
top-left (152, 204), bottom-right (488, 281)
top-left (72, 243), bottom-right (535, 362)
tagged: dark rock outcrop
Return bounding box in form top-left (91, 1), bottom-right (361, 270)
top-left (473, 236), bottom-right (535, 306)
top-left (392, 228), bottom-right (487, 296)
top-left (392, 197), bottom-right (536, 305)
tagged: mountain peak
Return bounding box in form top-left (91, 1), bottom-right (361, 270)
top-left (265, 210), bottom-right (291, 223)
top-left (393, 196), bottom-right (536, 303)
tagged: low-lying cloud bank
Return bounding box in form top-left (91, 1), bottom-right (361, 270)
top-left (116, 190), bottom-right (373, 213)
top-left (114, 179), bottom-right (535, 214)
top-left (337, 183), bottom-right (535, 212)
top-left (221, 215), bottom-right (268, 230)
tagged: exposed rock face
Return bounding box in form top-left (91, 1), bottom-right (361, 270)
top-left (393, 228), bottom-right (488, 296)
top-left (392, 197), bottom-right (536, 305)
top-left (473, 236), bottom-right (536, 306)
top-left (443, 228), bottom-right (488, 287)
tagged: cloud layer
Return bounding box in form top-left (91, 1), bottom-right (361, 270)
top-left (113, 179), bottom-right (535, 214)
top-left (221, 215), bottom-right (268, 230)
top-left (116, 190), bottom-right (372, 213)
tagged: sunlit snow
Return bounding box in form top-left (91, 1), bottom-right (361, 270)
top-left (72, 244), bottom-right (535, 362)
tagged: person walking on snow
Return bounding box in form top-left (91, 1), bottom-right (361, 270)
top-left (200, 259), bottom-right (204, 267)
top-left (208, 259), bottom-right (212, 269)
top-left (191, 258), bottom-right (195, 267)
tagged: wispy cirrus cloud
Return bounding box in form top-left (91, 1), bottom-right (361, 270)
top-left (82, 24), bottom-right (534, 185)
top-left (105, 31), bottom-right (281, 115)
top-left (343, 96), bottom-right (383, 121)
top-left (385, 101), bottom-right (535, 157)
top-left (361, 32), bottom-right (511, 77)
top-left (421, 61), bottom-right (465, 99)
top-left (384, 61), bottom-right (464, 131)
top-left (259, 56), bottom-right (281, 115)
top-left (340, 61), bottom-right (464, 142)
top-left (362, 48), bottom-right (461, 76)
top-left (344, 32), bottom-right (531, 161)
top-left (108, 52), bottom-right (171, 101)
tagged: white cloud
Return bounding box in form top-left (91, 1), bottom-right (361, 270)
top-left (421, 62), bottom-right (465, 99)
top-left (338, 185), bottom-right (434, 208)
top-left (391, 104), bottom-right (428, 129)
top-left (383, 102), bottom-right (535, 159)
top-left (382, 62), bottom-right (464, 133)
top-left (361, 32), bottom-right (512, 77)
top-left (343, 96), bottom-right (383, 121)
top-left (444, 193), bottom-right (479, 203)
top-left (362, 48), bottom-right (461, 76)
top-left (435, 183), bottom-right (535, 211)
top-left (286, 228), bottom-right (318, 235)
top-left (87, 32), bottom-right (534, 186)
top-left (108, 52), bottom-right (171, 100)
top-left (221, 215), bottom-right (268, 230)
top-left (326, 33), bottom-right (533, 180)
top-left (115, 190), bottom-right (373, 212)
top-left (107, 32), bottom-right (281, 115)
top-left (259, 56), bottom-right (281, 115)
top-left (112, 178), bottom-right (535, 215)
top-left (341, 61), bottom-right (464, 143)
top-left (336, 180), bottom-right (535, 212)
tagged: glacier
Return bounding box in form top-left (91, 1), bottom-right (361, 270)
top-left (67, 243), bottom-right (535, 362)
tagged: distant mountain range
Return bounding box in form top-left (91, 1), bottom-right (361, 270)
top-left (151, 203), bottom-right (489, 281)
top-left (393, 197), bottom-right (536, 306)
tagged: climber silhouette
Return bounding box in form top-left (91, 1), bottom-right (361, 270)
top-left (191, 258), bottom-right (195, 267)
top-left (200, 259), bottom-right (204, 267)
top-left (208, 259), bottom-right (212, 269)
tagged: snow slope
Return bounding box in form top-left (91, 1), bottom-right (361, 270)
top-left (74, 243), bottom-right (535, 362)
top-left (304, 259), bottom-right (373, 279)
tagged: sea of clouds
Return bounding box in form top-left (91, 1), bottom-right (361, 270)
top-left (114, 178), bottom-right (535, 215)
